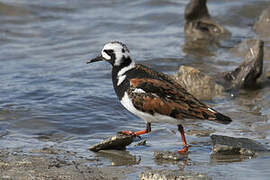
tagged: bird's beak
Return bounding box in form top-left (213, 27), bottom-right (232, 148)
top-left (87, 55), bottom-right (103, 64)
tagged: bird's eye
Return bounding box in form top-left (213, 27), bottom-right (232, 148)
top-left (104, 49), bottom-right (114, 56)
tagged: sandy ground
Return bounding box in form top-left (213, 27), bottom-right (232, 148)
top-left (0, 147), bottom-right (136, 180)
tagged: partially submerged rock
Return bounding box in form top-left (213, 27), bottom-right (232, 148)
top-left (174, 65), bottom-right (224, 100)
top-left (175, 40), bottom-right (265, 99)
top-left (211, 134), bottom-right (269, 156)
top-left (217, 40), bottom-right (264, 90)
top-left (184, 0), bottom-right (230, 41)
top-left (140, 170), bottom-right (211, 180)
top-left (154, 151), bottom-right (186, 161)
top-left (89, 134), bottom-right (134, 152)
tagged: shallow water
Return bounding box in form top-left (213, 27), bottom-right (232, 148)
top-left (0, 0), bottom-right (270, 179)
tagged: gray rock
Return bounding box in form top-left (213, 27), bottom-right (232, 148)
top-left (218, 40), bottom-right (264, 90)
top-left (140, 170), bottom-right (211, 180)
top-left (211, 134), bottom-right (269, 156)
top-left (89, 134), bottom-right (134, 152)
top-left (174, 66), bottom-right (224, 100)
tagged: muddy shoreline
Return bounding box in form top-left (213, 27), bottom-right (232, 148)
top-left (1, 134), bottom-right (269, 180)
top-left (0, 147), bottom-right (136, 180)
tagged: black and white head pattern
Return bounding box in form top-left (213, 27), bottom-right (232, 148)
top-left (101, 41), bottom-right (136, 86)
top-left (101, 41), bottom-right (131, 66)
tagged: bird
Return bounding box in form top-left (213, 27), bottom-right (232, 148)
top-left (184, 0), bottom-right (230, 40)
top-left (87, 41), bottom-right (232, 153)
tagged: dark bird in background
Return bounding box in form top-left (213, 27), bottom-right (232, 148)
top-left (184, 0), bottom-right (231, 41)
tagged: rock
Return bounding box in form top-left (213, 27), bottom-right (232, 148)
top-left (211, 134), bottom-right (269, 156)
top-left (179, 40), bottom-right (264, 96)
top-left (154, 151), bottom-right (187, 161)
top-left (174, 65), bottom-right (224, 100)
top-left (89, 134), bottom-right (134, 152)
top-left (253, 7), bottom-right (270, 38)
top-left (179, 39), bottom-right (265, 98)
top-left (217, 40), bottom-right (264, 90)
top-left (175, 39), bottom-right (265, 99)
top-left (140, 170), bottom-right (211, 180)
top-left (184, 0), bottom-right (230, 41)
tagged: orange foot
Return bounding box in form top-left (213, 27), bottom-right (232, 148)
top-left (177, 145), bottom-right (189, 154)
top-left (118, 130), bottom-right (136, 136)
top-left (118, 130), bottom-right (142, 139)
top-left (119, 128), bottom-right (150, 136)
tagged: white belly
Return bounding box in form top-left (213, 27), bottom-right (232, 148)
top-left (120, 92), bottom-right (179, 124)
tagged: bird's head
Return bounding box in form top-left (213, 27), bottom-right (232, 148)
top-left (87, 41), bottom-right (132, 67)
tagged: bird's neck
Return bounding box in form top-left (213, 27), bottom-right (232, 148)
top-left (185, 0), bottom-right (209, 21)
top-left (112, 57), bottom-right (135, 99)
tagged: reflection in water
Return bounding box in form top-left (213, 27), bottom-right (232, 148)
top-left (183, 39), bottom-right (219, 57)
top-left (95, 150), bottom-right (140, 166)
top-left (210, 153), bottom-right (250, 164)
top-left (154, 151), bottom-right (189, 167)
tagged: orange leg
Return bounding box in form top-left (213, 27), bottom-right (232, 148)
top-left (120, 123), bottom-right (151, 136)
top-left (177, 124), bottom-right (189, 153)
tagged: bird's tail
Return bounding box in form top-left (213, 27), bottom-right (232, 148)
top-left (213, 111), bottom-right (232, 124)
top-left (202, 107), bottom-right (232, 124)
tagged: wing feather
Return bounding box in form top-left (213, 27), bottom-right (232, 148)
top-left (129, 78), bottom-right (226, 122)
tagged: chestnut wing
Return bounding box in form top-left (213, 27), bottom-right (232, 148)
top-left (129, 78), bottom-right (218, 121)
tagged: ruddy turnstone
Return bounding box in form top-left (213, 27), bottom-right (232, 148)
top-left (87, 41), bottom-right (232, 153)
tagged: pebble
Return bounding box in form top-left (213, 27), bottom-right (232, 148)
top-left (140, 170), bottom-right (211, 180)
